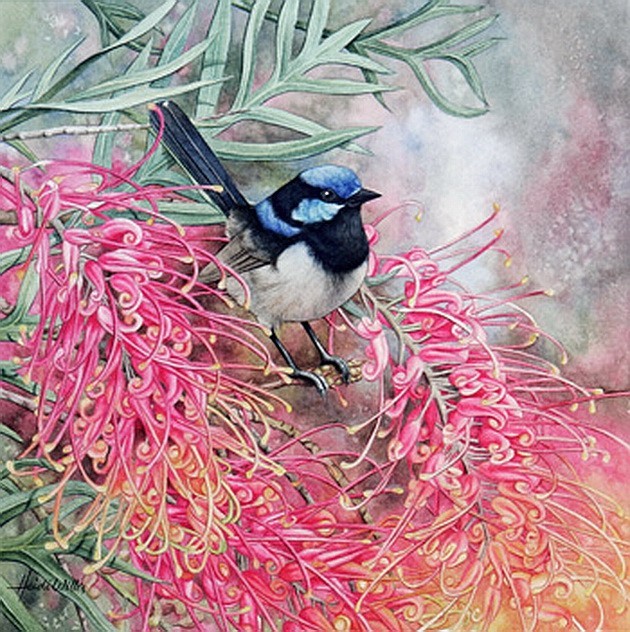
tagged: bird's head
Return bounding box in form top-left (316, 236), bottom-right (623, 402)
top-left (255, 165), bottom-right (380, 238)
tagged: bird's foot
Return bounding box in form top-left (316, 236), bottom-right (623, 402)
top-left (289, 368), bottom-right (329, 395)
top-left (319, 352), bottom-right (351, 384)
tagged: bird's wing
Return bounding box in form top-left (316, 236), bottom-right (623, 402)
top-left (199, 231), bottom-right (273, 284)
top-left (149, 100), bottom-right (249, 215)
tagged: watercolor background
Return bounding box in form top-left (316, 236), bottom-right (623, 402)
top-left (1, 0), bottom-right (628, 512)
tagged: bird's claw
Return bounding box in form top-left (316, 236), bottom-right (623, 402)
top-left (320, 354), bottom-right (351, 384)
top-left (290, 368), bottom-right (329, 395)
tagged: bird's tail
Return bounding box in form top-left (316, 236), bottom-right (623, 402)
top-left (149, 101), bottom-right (248, 215)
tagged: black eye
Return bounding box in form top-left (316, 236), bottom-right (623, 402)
top-left (321, 189), bottom-right (336, 201)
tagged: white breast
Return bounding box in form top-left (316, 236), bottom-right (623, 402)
top-left (225, 242), bottom-right (366, 329)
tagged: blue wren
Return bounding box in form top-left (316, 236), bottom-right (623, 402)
top-left (149, 101), bottom-right (380, 393)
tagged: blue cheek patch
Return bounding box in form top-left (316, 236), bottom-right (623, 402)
top-left (255, 199), bottom-right (301, 238)
top-left (300, 165), bottom-right (362, 199)
top-left (291, 199), bottom-right (343, 224)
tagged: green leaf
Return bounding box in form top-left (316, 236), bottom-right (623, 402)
top-left (0, 0), bottom-right (179, 136)
top-left (228, 105), bottom-right (370, 154)
top-left (153, 0), bottom-right (198, 88)
top-left (0, 550), bottom-right (116, 631)
top-left (359, 0), bottom-right (485, 43)
top-left (0, 574), bottom-right (44, 632)
top-left (210, 126), bottom-right (378, 161)
top-left (32, 38), bottom-right (85, 101)
top-left (281, 78), bottom-right (396, 96)
top-left (294, 18), bottom-right (371, 74)
top-left (301, 0), bottom-right (330, 55)
top-left (25, 78), bottom-right (225, 113)
top-left (0, 263), bottom-right (39, 340)
top-left (197, 0), bottom-right (232, 117)
top-left (81, 0), bottom-right (149, 49)
top-left (0, 246), bottom-right (29, 275)
top-left (407, 57), bottom-right (487, 117)
top-left (456, 36), bottom-right (504, 58)
top-left (75, 37), bottom-right (216, 101)
top-left (0, 488), bottom-right (42, 528)
top-left (88, 0), bottom-right (171, 54)
top-left (0, 71), bottom-right (34, 112)
top-left (0, 459), bottom-right (59, 483)
top-left (0, 425), bottom-right (23, 444)
top-left (3, 140), bottom-right (40, 164)
top-left (439, 53), bottom-right (487, 103)
top-left (322, 50), bottom-right (391, 74)
top-left (233, 0), bottom-right (273, 109)
top-left (154, 201), bottom-right (225, 225)
top-left (415, 15), bottom-right (498, 56)
top-left (272, 0), bottom-right (299, 81)
top-left (92, 38), bottom-right (153, 167)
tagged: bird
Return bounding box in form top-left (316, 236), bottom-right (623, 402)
top-left (149, 101), bottom-right (380, 394)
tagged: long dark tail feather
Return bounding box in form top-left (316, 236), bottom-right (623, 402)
top-left (149, 100), bottom-right (248, 215)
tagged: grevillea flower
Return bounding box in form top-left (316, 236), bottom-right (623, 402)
top-left (1, 149), bottom-right (628, 631)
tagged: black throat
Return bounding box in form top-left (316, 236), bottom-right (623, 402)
top-left (303, 207), bottom-right (369, 274)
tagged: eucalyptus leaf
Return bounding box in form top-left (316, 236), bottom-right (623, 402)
top-left (197, 0), bottom-right (232, 117)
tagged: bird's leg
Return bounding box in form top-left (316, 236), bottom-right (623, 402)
top-left (270, 329), bottom-right (329, 394)
top-left (301, 322), bottom-right (350, 384)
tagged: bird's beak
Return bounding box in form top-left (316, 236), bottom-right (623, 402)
top-left (347, 188), bottom-right (381, 207)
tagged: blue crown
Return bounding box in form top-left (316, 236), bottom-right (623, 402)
top-left (300, 165), bottom-right (362, 199)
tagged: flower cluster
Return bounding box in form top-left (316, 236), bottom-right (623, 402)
top-left (0, 157), bottom-right (627, 631)
top-left (344, 207), bottom-right (629, 630)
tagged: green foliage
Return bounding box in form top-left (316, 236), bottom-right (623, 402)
top-left (0, 460), bottom-right (157, 631)
top-left (0, 0), bottom-right (498, 166)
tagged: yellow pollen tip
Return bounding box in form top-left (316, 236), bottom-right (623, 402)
top-left (521, 275), bottom-right (529, 285)
top-left (415, 210), bottom-right (423, 222)
top-left (504, 257), bottom-right (512, 268)
top-left (493, 228), bottom-right (504, 238)
top-left (492, 202), bottom-right (501, 214)
top-left (544, 288), bottom-right (555, 297)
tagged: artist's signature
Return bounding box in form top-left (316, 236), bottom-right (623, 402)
top-left (11, 576), bottom-right (85, 593)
